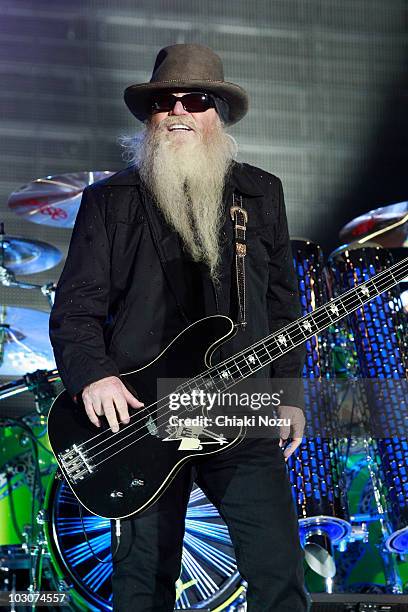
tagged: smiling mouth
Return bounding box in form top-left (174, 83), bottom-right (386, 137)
top-left (168, 124), bottom-right (193, 132)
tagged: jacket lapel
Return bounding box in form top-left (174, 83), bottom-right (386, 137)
top-left (134, 161), bottom-right (264, 322)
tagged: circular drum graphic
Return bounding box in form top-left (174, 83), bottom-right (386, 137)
top-left (44, 474), bottom-right (245, 611)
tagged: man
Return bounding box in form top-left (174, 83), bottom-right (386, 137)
top-left (49, 43), bottom-right (310, 611)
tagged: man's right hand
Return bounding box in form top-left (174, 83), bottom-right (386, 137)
top-left (82, 376), bottom-right (144, 433)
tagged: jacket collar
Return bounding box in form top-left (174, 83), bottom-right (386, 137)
top-left (228, 161), bottom-right (263, 197)
top-left (101, 161), bottom-right (263, 198)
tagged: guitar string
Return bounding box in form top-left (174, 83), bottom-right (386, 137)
top-left (76, 254), bottom-right (408, 456)
top-left (82, 267), bottom-right (408, 475)
top-left (73, 253), bottom-right (408, 457)
top-left (64, 256), bottom-right (408, 466)
top-left (62, 258), bottom-right (408, 475)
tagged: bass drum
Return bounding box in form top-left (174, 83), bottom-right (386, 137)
top-left (44, 473), bottom-right (245, 611)
top-left (0, 416), bottom-right (56, 546)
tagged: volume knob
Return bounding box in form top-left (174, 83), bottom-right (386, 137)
top-left (131, 478), bottom-right (145, 487)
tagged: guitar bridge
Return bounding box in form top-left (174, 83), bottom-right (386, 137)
top-left (59, 444), bottom-right (94, 483)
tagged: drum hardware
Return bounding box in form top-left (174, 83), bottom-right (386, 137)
top-left (0, 222), bottom-right (62, 275)
top-left (0, 224), bottom-right (59, 312)
top-left (7, 171), bottom-right (114, 228)
top-left (22, 370), bottom-right (57, 415)
top-left (328, 245), bottom-right (408, 593)
top-left (0, 547), bottom-right (32, 570)
top-left (0, 413), bottom-right (58, 609)
top-left (339, 201), bottom-right (408, 249)
top-left (0, 265), bottom-right (56, 303)
top-left (27, 532), bottom-right (51, 600)
top-left (0, 271), bottom-right (56, 310)
top-left (0, 417), bottom-right (47, 520)
top-left (0, 307), bottom-right (56, 376)
top-left (291, 240), bottom-right (352, 583)
top-left (348, 523), bottom-right (369, 544)
top-left (36, 509), bottom-right (48, 525)
top-left (302, 531), bottom-right (337, 578)
top-left (40, 282), bottom-right (57, 308)
top-left (0, 369), bottom-right (60, 402)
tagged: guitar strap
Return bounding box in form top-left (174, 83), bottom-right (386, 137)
top-left (230, 193), bottom-right (248, 330)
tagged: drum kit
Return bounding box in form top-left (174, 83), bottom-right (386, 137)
top-left (289, 214), bottom-right (408, 594)
top-left (0, 170), bottom-right (407, 609)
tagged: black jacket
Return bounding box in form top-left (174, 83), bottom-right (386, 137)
top-left (49, 161), bottom-right (305, 406)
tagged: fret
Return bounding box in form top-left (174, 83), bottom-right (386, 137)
top-left (175, 378), bottom-right (207, 411)
top-left (231, 357), bottom-right (244, 379)
top-left (395, 265), bottom-right (408, 283)
top-left (192, 374), bottom-right (207, 392)
top-left (317, 307), bottom-right (333, 327)
top-left (334, 299), bottom-right (348, 318)
top-left (262, 341), bottom-right (273, 360)
top-left (368, 278), bottom-right (378, 294)
top-left (193, 376), bottom-right (217, 393)
top-left (242, 351), bottom-right (257, 372)
top-left (285, 327), bottom-right (302, 348)
top-left (264, 341), bottom-right (281, 361)
top-left (342, 290), bottom-right (362, 313)
top-left (298, 315), bottom-right (314, 337)
top-left (374, 274), bottom-right (395, 295)
top-left (355, 285), bottom-right (367, 305)
top-left (212, 368), bottom-right (231, 389)
top-left (255, 347), bottom-right (268, 368)
top-left (343, 284), bottom-right (370, 316)
top-left (237, 356), bottom-right (254, 377)
top-left (223, 358), bottom-right (241, 381)
top-left (285, 330), bottom-right (296, 348)
top-left (198, 372), bottom-right (220, 394)
top-left (296, 319), bottom-right (309, 340)
top-left (306, 312), bottom-right (319, 334)
top-left (271, 335), bottom-right (284, 354)
top-left (178, 380), bottom-right (199, 398)
top-left (324, 299), bottom-right (346, 322)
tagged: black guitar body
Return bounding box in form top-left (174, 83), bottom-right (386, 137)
top-left (47, 315), bottom-right (243, 519)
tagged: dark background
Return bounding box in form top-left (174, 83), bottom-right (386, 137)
top-left (0, 0), bottom-right (407, 409)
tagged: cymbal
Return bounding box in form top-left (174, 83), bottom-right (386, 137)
top-left (0, 230), bottom-right (62, 274)
top-left (7, 171), bottom-right (114, 228)
top-left (0, 306), bottom-right (56, 376)
top-left (339, 201), bottom-right (408, 248)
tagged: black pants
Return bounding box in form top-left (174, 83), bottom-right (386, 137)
top-left (110, 438), bottom-right (311, 611)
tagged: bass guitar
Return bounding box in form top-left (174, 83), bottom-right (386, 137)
top-left (47, 255), bottom-right (408, 518)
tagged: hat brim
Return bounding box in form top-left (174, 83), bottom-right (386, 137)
top-left (124, 80), bottom-right (248, 126)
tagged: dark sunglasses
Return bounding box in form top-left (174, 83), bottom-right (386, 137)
top-left (150, 92), bottom-right (216, 114)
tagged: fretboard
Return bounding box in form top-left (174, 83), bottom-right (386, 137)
top-left (184, 254), bottom-right (408, 394)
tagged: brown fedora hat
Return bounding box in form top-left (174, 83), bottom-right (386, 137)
top-left (124, 43), bottom-right (248, 126)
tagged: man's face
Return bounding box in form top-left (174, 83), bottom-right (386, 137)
top-left (149, 92), bottom-right (219, 143)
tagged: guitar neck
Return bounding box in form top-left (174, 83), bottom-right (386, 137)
top-left (188, 254), bottom-right (408, 393)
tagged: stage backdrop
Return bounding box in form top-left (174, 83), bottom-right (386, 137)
top-left (0, 0), bottom-right (407, 410)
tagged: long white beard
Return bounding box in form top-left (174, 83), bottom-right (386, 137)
top-left (122, 115), bottom-right (236, 280)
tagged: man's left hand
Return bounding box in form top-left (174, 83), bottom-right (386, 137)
top-left (277, 405), bottom-right (305, 461)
